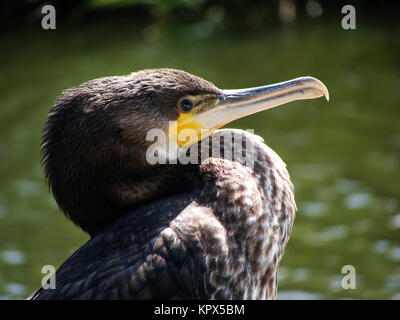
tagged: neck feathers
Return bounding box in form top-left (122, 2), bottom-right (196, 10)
top-left (197, 129), bottom-right (296, 299)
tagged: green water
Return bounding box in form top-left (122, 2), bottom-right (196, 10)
top-left (0, 22), bottom-right (399, 299)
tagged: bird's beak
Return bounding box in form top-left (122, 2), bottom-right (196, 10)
top-left (170, 77), bottom-right (329, 147)
top-left (202, 76), bottom-right (328, 130)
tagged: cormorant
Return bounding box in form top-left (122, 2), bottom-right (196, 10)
top-left (29, 68), bottom-right (328, 300)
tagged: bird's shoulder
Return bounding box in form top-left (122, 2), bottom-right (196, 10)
top-left (31, 192), bottom-right (224, 299)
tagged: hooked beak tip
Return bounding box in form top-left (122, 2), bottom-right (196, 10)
top-left (299, 76), bottom-right (330, 102)
top-left (324, 90), bottom-right (330, 102)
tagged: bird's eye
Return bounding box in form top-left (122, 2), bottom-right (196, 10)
top-left (179, 98), bottom-right (194, 113)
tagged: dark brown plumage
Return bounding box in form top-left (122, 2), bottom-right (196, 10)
top-left (29, 68), bottom-right (328, 300)
top-left (41, 69), bottom-right (221, 236)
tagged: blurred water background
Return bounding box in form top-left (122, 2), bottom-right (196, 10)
top-left (0, 0), bottom-right (399, 299)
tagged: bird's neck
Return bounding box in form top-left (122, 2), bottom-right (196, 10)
top-left (194, 129), bottom-right (296, 299)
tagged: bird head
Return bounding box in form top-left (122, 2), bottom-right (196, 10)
top-left (41, 68), bottom-right (328, 235)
